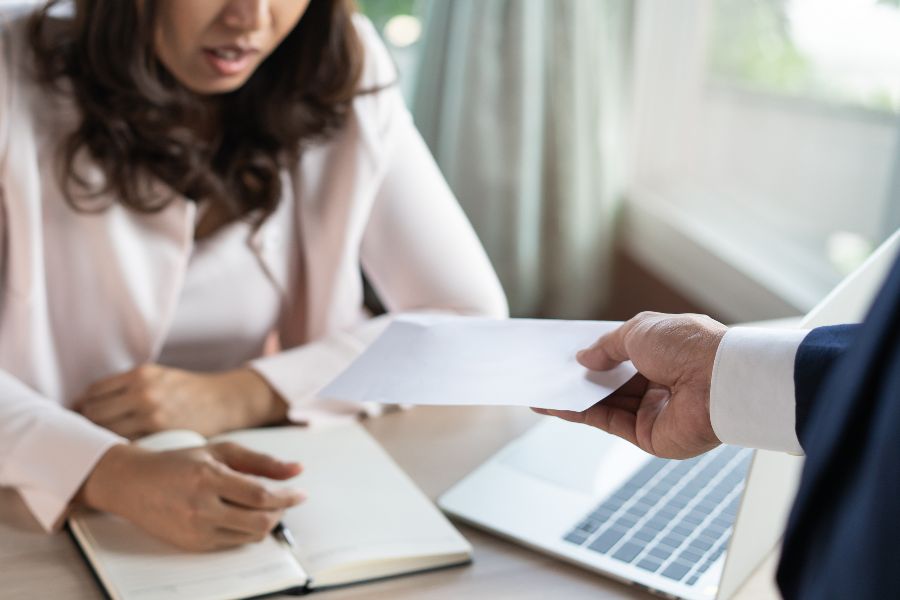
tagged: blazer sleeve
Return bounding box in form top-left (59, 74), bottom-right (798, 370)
top-left (0, 15), bottom-right (125, 532)
top-left (0, 162), bottom-right (125, 534)
top-left (794, 324), bottom-right (859, 445)
top-left (0, 370), bottom-right (125, 531)
top-left (249, 18), bottom-right (507, 422)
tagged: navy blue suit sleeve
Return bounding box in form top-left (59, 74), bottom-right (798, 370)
top-left (794, 324), bottom-right (860, 445)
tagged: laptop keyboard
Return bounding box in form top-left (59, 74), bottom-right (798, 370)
top-left (562, 445), bottom-right (753, 586)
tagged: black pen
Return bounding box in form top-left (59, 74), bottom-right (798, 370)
top-left (273, 522), bottom-right (297, 549)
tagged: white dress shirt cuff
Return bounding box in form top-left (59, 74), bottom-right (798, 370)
top-left (710, 327), bottom-right (809, 455)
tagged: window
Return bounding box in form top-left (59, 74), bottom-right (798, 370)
top-left (628, 0), bottom-right (900, 322)
top-left (710, 0), bottom-right (900, 114)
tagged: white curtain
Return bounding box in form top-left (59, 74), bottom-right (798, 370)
top-left (413, 0), bottom-right (632, 318)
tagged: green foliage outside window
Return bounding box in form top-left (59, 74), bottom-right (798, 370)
top-left (356, 0), bottom-right (420, 30)
top-left (710, 0), bottom-right (812, 95)
top-left (709, 0), bottom-right (900, 113)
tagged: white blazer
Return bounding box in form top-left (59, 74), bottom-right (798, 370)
top-left (0, 13), bottom-right (507, 530)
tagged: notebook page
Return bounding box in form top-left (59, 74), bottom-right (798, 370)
top-left (70, 512), bottom-right (306, 600)
top-left (216, 424), bottom-right (471, 587)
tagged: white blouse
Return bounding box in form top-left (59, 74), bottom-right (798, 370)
top-left (158, 215), bottom-right (284, 372)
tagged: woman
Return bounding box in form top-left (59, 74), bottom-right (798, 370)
top-left (0, 0), bottom-right (506, 551)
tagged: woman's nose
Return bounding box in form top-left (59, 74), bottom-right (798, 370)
top-left (221, 0), bottom-right (271, 31)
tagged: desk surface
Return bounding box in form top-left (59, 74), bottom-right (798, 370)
top-left (0, 406), bottom-right (781, 599)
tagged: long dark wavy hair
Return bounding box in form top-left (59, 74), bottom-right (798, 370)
top-left (28, 0), bottom-right (365, 226)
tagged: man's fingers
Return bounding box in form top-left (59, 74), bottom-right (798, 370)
top-left (214, 469), bottom-right (305, 510)
top-left (538, 408), bottom-right (589, 425)
top-left (533, 376), bottom-right (646, 419)
top-left (613, 374), bottom-right (649, 399)
top-left (581, 404), bottom-right (640, 448)
top-left (539, 405), bottom-right (641, 450)
top-left (600, 393), bottom-right (644, 414)
top-left (211, 442), bottom-right (302, 480)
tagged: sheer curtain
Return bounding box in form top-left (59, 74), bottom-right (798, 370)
top-left (412, 0), bottom-right (632, 318)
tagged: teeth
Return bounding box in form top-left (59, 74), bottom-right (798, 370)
top-left (212, 48), bottom-right (241, 60)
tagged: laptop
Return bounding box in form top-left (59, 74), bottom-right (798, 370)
top-left (439, 229), bottom-right (900, 600)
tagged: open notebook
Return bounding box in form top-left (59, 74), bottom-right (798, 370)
top-left (68, 423), bottom-right (471, 600)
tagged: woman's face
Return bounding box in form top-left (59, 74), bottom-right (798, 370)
top-left (154, 0), bottom-right (311, 95)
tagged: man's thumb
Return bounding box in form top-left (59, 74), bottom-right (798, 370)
top-left (577, 325), bottom-right (630, 371)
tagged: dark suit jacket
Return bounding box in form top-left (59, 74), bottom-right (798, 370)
top-left (777, 255), bottom-right (900, 599)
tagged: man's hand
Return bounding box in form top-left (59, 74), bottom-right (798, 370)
top-left (534, 312), bottom-right (727, 459)
top-left (76, 365), bottom-right (288, 439)
top-left (79, 442), bottom-right (305, 551)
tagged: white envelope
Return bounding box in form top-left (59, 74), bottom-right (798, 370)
top-left (320, 315), bottom-right (638, 412)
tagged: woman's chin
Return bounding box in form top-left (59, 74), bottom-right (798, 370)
top-left (179, 73), bottom-right (254, 96)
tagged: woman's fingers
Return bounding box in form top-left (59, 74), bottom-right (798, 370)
top-left (77, 392), bottom-right (143, 424)
top-left (213, 467), bottom-right (305, 510)
top-left (77, 369), bottom-right (143, 403)
top-left (211, 441), bottom-right (302, 480)
top-left (209, 527), bottom-right (273, 549)
top-left (215, 503), bottom-right (284, 537)
top-left (101, 413), bottom-right (152, 439)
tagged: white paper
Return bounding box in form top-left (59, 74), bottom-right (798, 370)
top-left (320, 315), bottom-right (638, 412)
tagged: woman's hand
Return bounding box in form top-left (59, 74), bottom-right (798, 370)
top-left (79, 442), bottom-right (305, 551)
top-left (76, 365), bottom-right (288, 439)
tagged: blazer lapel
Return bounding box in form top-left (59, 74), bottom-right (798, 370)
top-left (248, 170), bottom-right (296, 303)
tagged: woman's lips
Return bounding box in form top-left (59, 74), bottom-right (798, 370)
top-left (202, 46), bottom-right (258, 77)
